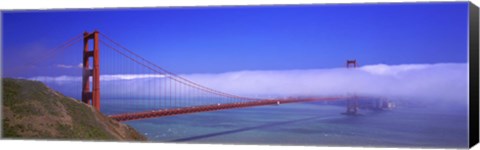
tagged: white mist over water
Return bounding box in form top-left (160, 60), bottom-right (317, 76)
top-left (30, 63), bottom-right (468, 106)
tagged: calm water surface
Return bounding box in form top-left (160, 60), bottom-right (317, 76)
top-left (102, 101), bottom-right (468, 148)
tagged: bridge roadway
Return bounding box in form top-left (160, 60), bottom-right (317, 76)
top-left (109, 97), bottom-right (343, 122)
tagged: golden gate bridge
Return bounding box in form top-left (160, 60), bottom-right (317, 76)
top-left (21, 31), bottom-right (392, 122)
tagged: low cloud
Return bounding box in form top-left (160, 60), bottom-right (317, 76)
top-left (56, 64), bottom-right (74, 69)
top-left (30, 75), bottom-right (81, 85)
top-left (57, 63), bottom-right (83, 69)
top-left (28, 74), bottom-right (166, 83)
top-left (30, 63), bottom-right (468, 106)
top-left (183, 63), bottom-right (467, 104)
top-left (101, 74), bottom-right (166, 81)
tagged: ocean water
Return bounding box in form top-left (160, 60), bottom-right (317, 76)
top-left (102, 101), bottom-right (468, 148)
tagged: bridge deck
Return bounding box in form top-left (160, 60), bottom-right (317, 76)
top-left (109, 97), bottom-right (341, 122)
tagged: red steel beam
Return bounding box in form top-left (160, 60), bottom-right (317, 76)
top-left (109, 97), bottom-right (342, 122)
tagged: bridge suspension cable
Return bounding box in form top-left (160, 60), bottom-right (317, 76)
top-left (54, 31), bottom-right (355, 121)
top-left (98, 32), bottom-right (271, 116)
top-left (10, 31), bottom-right (355, 122)
top-left (11, 34), bottom-right (83, 76)
top-left (99, 33), bottom-right (261, 101)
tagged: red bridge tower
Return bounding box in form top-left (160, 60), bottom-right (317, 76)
top-left (82, 31), bottom-right (100, 111)
top-left (345, 59), bottom-right (358, 115)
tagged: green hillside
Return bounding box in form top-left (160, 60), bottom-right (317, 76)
top-left (2, 78), bottom-right (146, 141)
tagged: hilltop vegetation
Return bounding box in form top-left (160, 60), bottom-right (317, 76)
top-left (2, 78), bottom-right (146, 141)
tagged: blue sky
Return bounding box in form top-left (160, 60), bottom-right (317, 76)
top-left (2, 2), bottom-right (469, 77)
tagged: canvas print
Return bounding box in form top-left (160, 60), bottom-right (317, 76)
top-left (1, 2), bottom-right (476, 148)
